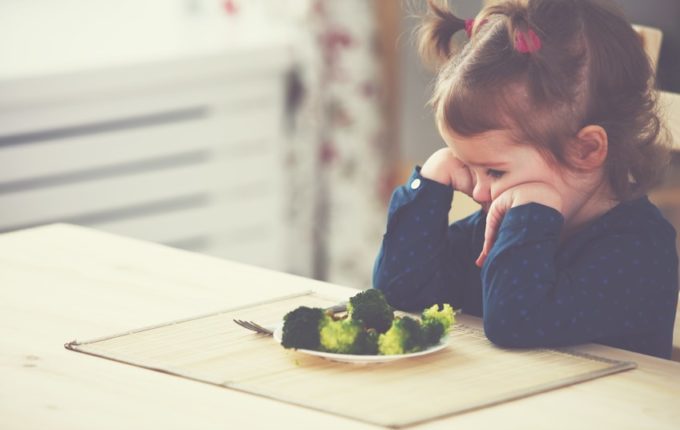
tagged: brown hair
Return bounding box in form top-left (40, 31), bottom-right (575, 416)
top-left (418, 0), bottom-right (670, 200)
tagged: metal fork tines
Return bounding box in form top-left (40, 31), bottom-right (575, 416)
top-left (233, 319), bottom-right (274, 335)
top-left (233, 302), bottom-right (347, 336)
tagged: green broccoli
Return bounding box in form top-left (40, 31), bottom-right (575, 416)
top-left (354, 329), bottom-right (380, 355)
top-left (347, 289), bottom-right (394, 333)
top-left (319, 318), bottom-right (379, 355)
top-left (377, 316), bottom-right (426, 355)
top-left (421, 303), bottom-right (456, 328)
top-left (420, 304), bottom-right (456, 345)
top-left (279, 294), bottom-right (455, 356)
top-left (281, 306), bottom-right (328, 350)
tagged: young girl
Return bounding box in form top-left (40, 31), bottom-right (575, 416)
top-left (373, 0), bottom-right (679, 359)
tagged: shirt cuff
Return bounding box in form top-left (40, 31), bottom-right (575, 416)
top-left (496, 203), bottom-right (564, 245)
top-left (409, 166), bottom-right (454, 193)
top-left (388, 166), bottom-right (453, 227)
top-left (387, 166), bottom-right (453, 218)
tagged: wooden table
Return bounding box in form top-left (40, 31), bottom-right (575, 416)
top-left (1, 224), bottom-right (679, 429)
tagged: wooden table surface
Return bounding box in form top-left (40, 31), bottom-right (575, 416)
top-left (1, 224), bottom-right (679, 429)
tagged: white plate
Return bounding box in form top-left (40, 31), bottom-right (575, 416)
top-left (272, 322), bottom-right (449, 364)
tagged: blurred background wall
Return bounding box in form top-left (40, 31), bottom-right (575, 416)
top-left (0, 0), bottom-right (396, 291)
top-left (1, 0), bottom-right (678, 289)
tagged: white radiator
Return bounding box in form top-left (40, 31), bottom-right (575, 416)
top-left (0, 42), bottom-right (291, 271)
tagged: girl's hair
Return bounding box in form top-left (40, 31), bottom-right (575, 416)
top-left (418, 0), bottom-right (670, 200)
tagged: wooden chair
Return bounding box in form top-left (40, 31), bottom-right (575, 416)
top-left (633, 24), bottom-right (663, 74)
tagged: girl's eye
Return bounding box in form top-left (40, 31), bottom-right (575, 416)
top-left (487, 169), bottom-right (505, 179)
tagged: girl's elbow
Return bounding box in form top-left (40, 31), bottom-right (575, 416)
top-left (371, 277), bottom-right (402, 308)
top-left (483, 315), bottom-right (520, 348)
top-left (483, 315), bottom-right (554, 349)
top-left (372, 270), bottom-right (390, 296)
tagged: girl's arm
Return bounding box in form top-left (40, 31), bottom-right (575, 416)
top-left (373, 166), bottom-right (483, 312)
top-left (480, 202), bottom-right (678, 357)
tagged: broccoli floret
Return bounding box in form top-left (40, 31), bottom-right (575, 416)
top-left (421, 304), bottom-right (456, 346)
top-left (421, 303), bottom-right (456, 329)
top-left (319, 318), bottom-right (379, 354)
top-left (421, 320), bottom-right (445, 346)
top-left (281, 306), bottom-right (327, 350)
top-left (280, 297), bottom-right (455, 356)
top-left (353, 329), bottom-right (380, 355)
top-left (319, 319), bottom-right (360, 353)
top-left (347, 289), bottom-right (394, 333)
top-left (378, 316), bottom-right (426, 355)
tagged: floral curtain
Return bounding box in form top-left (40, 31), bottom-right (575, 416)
top-left (278, 0), bottom-right (395, 288)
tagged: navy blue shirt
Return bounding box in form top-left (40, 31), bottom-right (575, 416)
top-left (374, 167), bottom-right (679, 359)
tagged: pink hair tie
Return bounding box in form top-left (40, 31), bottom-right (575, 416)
top-left (464, 18), bottom-right (488, 38)
top-left (464, 19), bottom-right (475, 38)
top-left (514, 28), bottom-right (541, 53)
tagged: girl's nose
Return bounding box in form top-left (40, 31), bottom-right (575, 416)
top-left (472, 180), bottom-right (491, 204)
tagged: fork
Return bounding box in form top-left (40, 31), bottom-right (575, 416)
top-left (233, 302), bottom-right (347, 336)
top-left (233, 319), bottom-right (274, 335)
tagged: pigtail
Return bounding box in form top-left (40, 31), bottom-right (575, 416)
top-left (485, 1), bottom-right (576, 108)
top-left (484, 1), bottom-right (543, 54)
top-left (417, 0), bottom-right (467, 70)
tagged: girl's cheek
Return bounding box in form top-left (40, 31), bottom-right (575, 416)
top-left (490, 182), bottom-right (506, 201)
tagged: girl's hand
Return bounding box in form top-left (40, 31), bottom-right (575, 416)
top-left (475, 182), bottom-right (563, 267)
top-left (420, 148), bottom-right (474, 195)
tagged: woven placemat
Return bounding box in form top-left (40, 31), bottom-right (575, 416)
top-left (65, 292), bottom-right (635, 428)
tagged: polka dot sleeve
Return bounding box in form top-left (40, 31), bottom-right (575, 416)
top-left (373, 167), bottom-right (481, 312)
top-left (481, 202), bottom-right (678, 358)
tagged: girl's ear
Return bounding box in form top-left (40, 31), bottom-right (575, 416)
top-left (570, 125), bottom-right (608, 169)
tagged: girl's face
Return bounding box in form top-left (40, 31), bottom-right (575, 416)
top-left (440, 127), bottom-right (581, 217)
